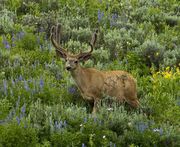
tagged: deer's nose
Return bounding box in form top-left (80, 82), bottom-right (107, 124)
top-left (66, 66), bottom-right (71, 71)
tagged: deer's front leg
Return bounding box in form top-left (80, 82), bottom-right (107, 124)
top-left (81, 92), bottom-right (100, 114)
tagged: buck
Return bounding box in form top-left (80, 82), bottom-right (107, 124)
top-left (50, 24), bottom-right (139, 113)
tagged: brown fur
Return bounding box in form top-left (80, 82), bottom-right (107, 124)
top-left (70, 64), bottom-right (139, 113)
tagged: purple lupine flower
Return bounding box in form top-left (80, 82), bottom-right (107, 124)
top-left (16, 116), bottom-right (20, 125)
top-left (82, 143), bottom-right (85, 147)
top-left (84, 117), bottom-right (87, 123)
top-left (21, 103), bottom-right (26, 114)
top-left (55, 121), bottom-right (58, 128)
top-left (98, 9), bottom-right (104, 22)
top-left (12, 33), bottom-right (15, 41)
top-left (20, 103), bottom-right (26, 119)
top-left (2, 35), bottom-right (11, 49)
top-left (3, 79), bottom-right (7, 96)
top-left (94, 117), bottom-right (97, 123)
top-left (24, 80), bottom-right (29, 91)
top-left (98, 9), bottom-right (101, 21)
top-left (19, 75), bottom-right (23, 81)
top-left (68, 86), bottom-right (76, 94)
top-left (16, 31), bottom-right (25, 40)
top-left (110, 142), bottom-right (113, 147)
top-left (58, 121), bottom-right (63, 129)
top-left (135, 122), bottom-right (148, 133)
top-left (110, 13), bottom-right (118, 27)
top-left (55, 121), bottom-right (63, 130)
top-left (12, 33), bottom-right (16, 47)
top-left (39, 78), bottom-right (44, 89)
top-left (112, 13), bottom-right (118, 20)
top-left (5, 42), bottom-right (11, 49)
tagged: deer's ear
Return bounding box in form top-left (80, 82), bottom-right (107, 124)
top-left (78, 54), bottom-right (91, 61)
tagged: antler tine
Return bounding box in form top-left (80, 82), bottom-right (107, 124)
top-left (91, 28), bottom-right (98, 46)
top-left (77, 28), bottom-right (98, 57)
top-left (50, 24), bottom-right (67, 54)
top-left (56, 23), bottom-right (61, 45)
top-left (88, 28), bottom-right (98, 53)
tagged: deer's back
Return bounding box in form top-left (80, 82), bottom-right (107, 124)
top-left (101, 70), bottom-right (137, 101)
top-left (83, 68), bottom-right (137, 99)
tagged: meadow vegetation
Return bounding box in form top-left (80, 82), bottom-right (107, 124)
top-left (0, 0), bottom-right (180, 146)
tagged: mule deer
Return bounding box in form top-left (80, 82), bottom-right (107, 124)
top-left (50, 24), bottom-right (139, 113)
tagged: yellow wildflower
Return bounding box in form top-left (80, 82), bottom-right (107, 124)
top-left (166, 66), bottom-right (170, 71)
top-left (163, 71), bottom-right (172, 79)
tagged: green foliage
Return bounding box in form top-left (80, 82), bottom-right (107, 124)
top-left (17, 32), bottom-right (37, 51)
top-left (0, 123), bottom-right (38, 147)
top-left (139, 39), bottom-right (165, 68)
top-left (0, 9), bottom-right (16, 34)
top-left (0, 0), bottom-right (179, 146)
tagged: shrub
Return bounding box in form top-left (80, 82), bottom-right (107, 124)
top-left (138, 39), bottom-right (165, 68)
top-left (0, 123), bottom-right (38, 147)
top-left (17, 32), bottom-right (37, 51)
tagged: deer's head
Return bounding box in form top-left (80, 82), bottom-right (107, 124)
top-left (50, 24), bottom-right (98, 71)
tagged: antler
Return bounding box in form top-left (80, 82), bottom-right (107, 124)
top-left (77, 28), bottom-right (98, 60)
top-left (50, 24), bottom-right (67, 58)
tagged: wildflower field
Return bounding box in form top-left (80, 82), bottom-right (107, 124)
top-left (0, 0), bottom-right (180, 146)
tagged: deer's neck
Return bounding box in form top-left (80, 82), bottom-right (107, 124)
top-left (70, 65), bottom-right (87, 93)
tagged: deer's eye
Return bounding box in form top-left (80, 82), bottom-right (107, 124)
top-left (74, 60), bottom-right (78, 64)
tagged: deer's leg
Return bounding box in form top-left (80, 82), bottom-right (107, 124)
top-left (127, 99), bottom-right (139, 108)
top-left (92, 99), bottom-right (99, 114)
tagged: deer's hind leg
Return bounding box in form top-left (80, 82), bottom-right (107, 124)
top-left (127, 99), bottom-right (139, 108)
top-left (92, 98), bottom-right (100, 114)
